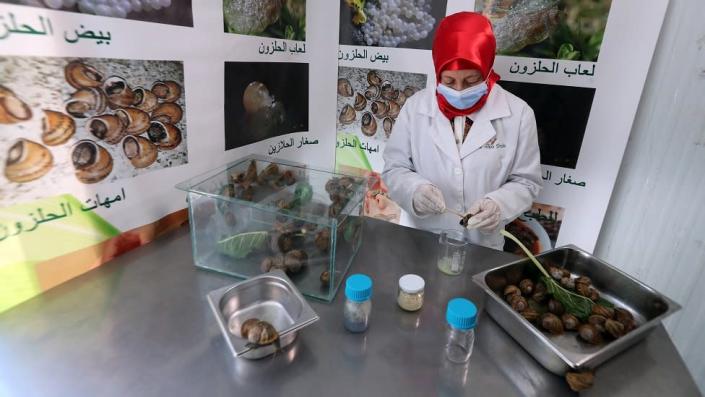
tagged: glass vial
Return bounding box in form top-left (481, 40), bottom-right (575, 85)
top-left (343, 274), bottom-right (373, 333)
top-left (437, 230), bottom-right (470, 276)
top-left (445, 298), bottom-right (478, 363)
top-left (397, 274), bottom-right (425, 311)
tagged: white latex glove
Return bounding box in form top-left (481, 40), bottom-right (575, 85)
top-left (412, 184), bottom-right (446, 216)
top-left (466, 198), bottom-right (501, 233)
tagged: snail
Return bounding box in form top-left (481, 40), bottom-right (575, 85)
top-left (339, 104), bottom-right (356, 124)
top-left (4, 139), bottom-right (53, 183)
top-left (103, 76), bottom-right (135, 109)
top-left (503, 284), bottom-right (521, 298)
top-left (367, 70), bottom-right (382, 86)
top-left (337, 78), bottom-right (353, 97)
top-left (147, 121), bottom-right (182, 150)
top-left (521, 307), bottom-right (540, 322)
top-left (605, 319), bottom-right (625, 339)
top-left (65, 88), bottom-right (107, 118)
top-left (532, 281), bottom-right (547, 303)
top-left (364, 85), bottom-right (380, 101)
top-left (547, 299), bottom-right (565, 315)
top-left (320, 270), bottom-right (330, 286)
top-left (361, 111), bottom-right (377, 136)
top-left (257, 163), bottom-right (280, 184)
top-left (64, 61), bottom-right (103, 89)
top-left (519, 278), bottom-right (534, 295)
top-left (283, 249), bottom-right (308, 274)
top-left (387, 100), bottom-right (401, 118)
top-left (260, 254), bottom-right (285, 273)
top-left (578, 323), bottom-right (603, 345)
top-left (591, 304), bottom-right (614, 319)
top-left (561, 313), bottom-right (580, 331)
top-left (370, 100), bottom-right (389, 118)
top-left (242, 160), bottom-right (258, 185)
top-left (243, 81), bottom-right (274, 114)
top-left (403, 86), bottom-right (419, 98)
top-left (565, 370), bottom-right (595, 392)
top-left (575, 276), bottom-right (592, 286)
top-left (241, 319), bottom-right (280, 350)
top-left (380, 81), bottom-right (399, 101)
top-left (396, 91), bottom-right (407, 107)
top-left (86, 114), bottom-right (126, 145)
top-left (240, 318), bottom-right (260, 338)
top-left (353, 92), bottom-right (367, 111)
top-left (41, 110), bottom-right (75, 146)
top-left (115, 107), bottom-right (150, 135)
top-left (548, 266), bottom-right (568, 280)
top-left (71, 139), bottom-right (113, 184)
top-left (560, 276), bottom-right (575, 290)
top-left (576, 282), bottom-right (592, 298)
top-left (314, 228), bottom-right (330, 253)
top-left (588, 314), bottom-right (607, 333)
top-left (151, 80), bottom-right (181, 102)
top-left (614, 308), bottom-right (637, 332)
top-left (0, 85), bottom-right (32, 124)
top-left (122, 136), bottom-right (158, 168)
top-left (383, 117), bottom-right (394, 138)
top-left (132, 87), bottom-right (158, 112)
top-left (540, 313), bottom-right (564, 335)
top-left (508, 294), bottom-right (528, 312)
top-left (277, 231), bottom-right (304, 253)
top-left (151, 102), bottom-right (183, 124)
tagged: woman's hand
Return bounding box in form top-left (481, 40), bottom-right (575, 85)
top-left (412, 184), bottom-right (446, 215)
top-left (466, 198), bottom-right (501, 233)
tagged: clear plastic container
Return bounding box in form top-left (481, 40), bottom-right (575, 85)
top-left (344, 274), bottom-right (373, 333)
top-left (437, 230), bottom-right (469, 276)
top-left (445, 298), bottom-right (478, 363)
top-left (397, 274), bottom-right (425, 311)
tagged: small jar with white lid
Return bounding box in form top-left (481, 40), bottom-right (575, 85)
top-left (397, 274), bottom-right (425, 311)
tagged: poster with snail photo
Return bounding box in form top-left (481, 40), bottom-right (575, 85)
top-left (223, 0), bottom-right (306, 40)
top-left (0, 56), bottom-right (187, 206)
top-left (338, 0), bottom-right (447, 49)
top-left (0, 0), bottom-right (194, 26)
top-left (505, 202), bottom-right (565, 255)
top-left (223, 61), bottom-right (308, 151)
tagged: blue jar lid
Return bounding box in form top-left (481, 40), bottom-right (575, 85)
top-left (345, 274), bottom-right (372, 302)
top-left (446, 298), bottom-right (477, 330)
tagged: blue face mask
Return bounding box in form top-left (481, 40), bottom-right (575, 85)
top-left (437, 80), bottom-right (488, 110)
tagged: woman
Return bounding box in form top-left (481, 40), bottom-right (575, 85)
top-left (382, 12), bottom-right (542, 250)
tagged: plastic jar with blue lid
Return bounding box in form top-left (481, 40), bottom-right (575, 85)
top-left (445, 298), bottom-right (478, 363)
top-left (343, 274), bottom-right (373, 333)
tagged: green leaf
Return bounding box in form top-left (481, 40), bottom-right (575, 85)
top-left (218, 231), bottom-right (269, 259)
top-left (557, 43), bottom-right (581, 60)
top-left (596, 297), bottom-right (615, 309)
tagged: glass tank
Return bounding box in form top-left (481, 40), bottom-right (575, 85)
top-left (176, 155), bottom-right (367, 302)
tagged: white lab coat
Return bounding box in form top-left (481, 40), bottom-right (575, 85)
top-left (382, 84), bottom-right (542, 250)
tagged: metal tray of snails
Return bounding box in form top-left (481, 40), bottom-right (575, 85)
top-left (207, 270), bottom-right (319, 359)
top-left (472, 245), bottom-right (680, 375)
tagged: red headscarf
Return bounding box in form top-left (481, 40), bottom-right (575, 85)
top-left (432, 12), bottom-right (501, 119)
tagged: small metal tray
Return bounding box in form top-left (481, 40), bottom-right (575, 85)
top-left (207, 270), bottom-right (319, 359)
top-left (472, 245), bottom-right (681, 375)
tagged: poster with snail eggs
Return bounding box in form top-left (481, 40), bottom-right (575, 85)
top-left (0, 56), bottom-right (187, 206)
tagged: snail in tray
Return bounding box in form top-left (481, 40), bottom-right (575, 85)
top-left (605, 319), bottom-right (626, 338)
top-left (521, 307), bottom-right (540, 323)
top-left (591, 304), bottom-right (614, 319)
top-left (353, 92), bottom-right (367, 111)
top-left (519, 278), bottom-right (534, 295)
top-left (337, 78), bottom-right (353, 97)
top-left (578, 323), bottom-right (604, 345)
top-left (115, 107), bottom-right (150, 135)
top-left (560, 276), bottom-right (575, 290)
top-left (132, 87), bottom-right (159, 113)
top-left (361, 111), bottom-right (377, 136)
top-left (103, 76), bottom-right (135, 109)
top-left (151, 102), bottom-right (183, 124)
top-left (614, 308), bottom-right (637, 332)
top-left (565, 371), bottom-right (595, 392)
top-left (370, 100), bottom-right (389, 118)
top-left (386, 100), bottom-right (401, 119)
top-left (503, 284), bottom-right (521, 298)
top-left (147, 121), bottom-right (182, 150)
top-left (41, 110), bottom-right (75, 146)
top-left (241, 319), bottom-right (280, 350)
top-left (64, 61), bottom-right (103, 89)
top-left (0, 85), bottom-right (33, 124)
top-left (4, 139), bottom-right (53, 183)
top-left (547, 298), bottom-right (565, 316)
top-left (364, 85), bottom-right (380, 101)
top-left (151, 80), bottom-right (182, 103)
top-left (508, 294), bottom-right (528, 312)
top-left (540, 313), bottom-right (564, 335)
top-left (532, 281), bottom-right (548, 303)
top-left (86, 114), bottom-right (126, 145)
top-left (588, 315), bottom-right (607, 333)
top-left (380, 81), bottom-right (399, 101)
top-left (122, 135), bottom-right (158, 168)
top-left (65, 87), bottom-right (107, 118)
top-left (561, 313), bottom-right (580, 331)
top-left (339, 104), bottom-right (356, 125)
top-left (367, 70), bottom-right (382, 86)
top-left (71, 139), bottom-right (113, 184)
top-left (548, 266), bottom-right (569, 281)
top-left (383, 117), bottom-right (394, 138)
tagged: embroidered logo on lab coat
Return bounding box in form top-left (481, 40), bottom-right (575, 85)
top-left (483, 137), bottom-right (506, 149)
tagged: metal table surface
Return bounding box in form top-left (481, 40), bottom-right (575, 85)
top-left (0, 219), bottom-right (698, 397)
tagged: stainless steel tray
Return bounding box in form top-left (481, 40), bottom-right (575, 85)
top-left (207, 270), bottom-right (319, 359)
top-left (472, 245), bottom-right (680, 375)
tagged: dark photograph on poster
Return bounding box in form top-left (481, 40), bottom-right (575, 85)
top-left (0, 56), bottom-right (187, 206)
top-left (0, 0), bottom-right (194, 27)
top-left (223, 0), bottom-right (306, 40)
top-left (224, 62), bottom-right (308, 151)
top-left (476, 0), bottom-right (612, 62)
top-left (500, 80), bottom-right (595, 169)
top-left (339, 0), bottom-right (447, 50)
top-left (504, 202), bottom-right (565, 255)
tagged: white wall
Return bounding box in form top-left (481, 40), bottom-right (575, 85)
top-left (595, 0), bottom-right (705, 391)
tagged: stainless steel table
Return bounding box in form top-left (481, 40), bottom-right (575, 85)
top-left (0, 219), bottom-right (698, 397)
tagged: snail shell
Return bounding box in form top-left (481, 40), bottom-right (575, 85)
top-left (0, 85), bottom-right (33, 124)
top-left (521, 307), bottom-right (540, 322)
top-left (560, 276), bottom-right (575, 290)
top-left (540, 313), bottom-right (564, 335)
top-left (122, 135), bottom-right (157, 168)
top-left (320, 270), bottom-right (330, 286)
top-left (147, 121), bottom-right (182, 150)
top-left (382, 117), bottom-right (394, 138)
top-left (504, 284), bottom-right (521, 298)
top-left (396, 91), bottom-right (407, 107)
top-left (588, 314), bottom-right (607, 333)
top-left (364, 85), bottom-right (380, 101)
top-left (151, 80), bottom-right (182, 103)
top-left (578, 323), bottom-right (604, 345)
top-left (41, 110), bottom-right (75, 146)
top-left (380, 81), bottom-right (399, 101)
top-left (565, 371), bottom-right (595, 392)
top-left (337, 78), bottom-right (353, 97)
top-left (64, 61), bottom-right (103, 89)
top-left (403, 86), bottom-right (419, 98)
top-left (260, 254), bottom-right (285, 273)
top-left (576, 282), bottom-right (592, 297)
top-left (508, 294), bottom-right (528, 312)
top-left (115, 107), bottom-right (150, 135)
top-left (561, 313), bottom-right (579, 331)
top-left (549, 266), bottom-right (569, 280)
top-left (243, 81), bottom-right (274, 114)
top-left (284, 249), bottom-right (308, 273)
top-left (240, 318), bottom-right (260, 338)
top-left (361, 111), bottom-right (377, 136)
top-left (4, 139), bottom-right (53, 183)
top-left (591, 304), bottom-right (614, 319)
top-left (151, 102), bottom-right (183, 124)
top-left (614, 308), bottom-right (637, 331)
top-left (370, 100), bottom-right (389, 118)
top-left (353, 92), bottom-right (367, 111)
top-left (65, 88), bottom-right (107, 118)
top-left (605, 318), bottom-right (625, 338)
top-left (532, 281), bottom-right (548, 303)
top-left (387, 100), bottom-right (401, 119)
top-left (575, 276), bottom-right (592, 285)
top-left (87, 114), bottom-right (126, 144)
top-left (246, 320), bottom-right (278, 346)
top-left (132, 87), bottom-right (158, 113)
top-left (103, 76), bottom-right (135, 109)
top-left (71, 139), bottom-right (113, 184)
top-left (367, 70), bottom-right (382, 86)
top-left (314, 228), bottom-right (330, 253)
top-left (519, 278), bottom-right (534, 296)
top-left (339, 104), bottom-right (356, 125)
top-left (547, 299), bottom-right (565, 315)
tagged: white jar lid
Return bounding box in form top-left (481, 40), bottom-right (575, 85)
top-left (399, 274), bottom-right (425, 294)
